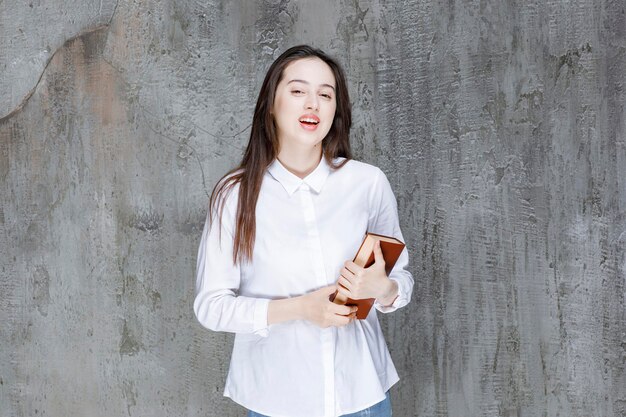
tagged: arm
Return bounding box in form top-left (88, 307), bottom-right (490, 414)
top-left (194, 192), bottom-right (357, 336)
top-left (369, 168), bottom-right (414, 313)
top-left (268, 286), bottom-right (357, 327)
top-left (193, 198), bottom-right (271, 335)
top-left (335, 169), bottom-right (414, 312)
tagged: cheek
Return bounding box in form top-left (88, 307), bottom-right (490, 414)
top-left (273, 99), bottom-right (290, 128)
top-left (272, 97), bottom-right (283, 117)
top-left (325, 103), bottom-right (337, 123)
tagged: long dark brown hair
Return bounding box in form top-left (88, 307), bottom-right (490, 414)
top-left (210, 45), bottom-right (353, 265)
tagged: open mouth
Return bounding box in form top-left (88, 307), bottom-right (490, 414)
top-left (299, 117), bottom-right (319, 126)
top-left (299, 115), bottom-right (320, 130)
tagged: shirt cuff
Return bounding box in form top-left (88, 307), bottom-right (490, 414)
top-left (252, 298), bottom-right (270, 337)
top-left (374, 278), bottom-right (409, 313)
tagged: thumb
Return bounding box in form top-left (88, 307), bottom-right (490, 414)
top-left (374, 240), bottom-right (385, 265)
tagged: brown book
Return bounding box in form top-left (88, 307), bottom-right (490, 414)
top-left (331, 232), bottom-right (405, 319)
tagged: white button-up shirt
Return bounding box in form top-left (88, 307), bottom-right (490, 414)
top-left (194, 156), bottom-right (413, 417)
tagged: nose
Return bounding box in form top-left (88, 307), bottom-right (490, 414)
top-left (305, 95), bottom-right (319, 111)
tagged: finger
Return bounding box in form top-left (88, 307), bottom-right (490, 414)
top-left (344, 260), bottom-right (361, 274)
top-left (373, 240), bottom-right (385, 266)
top-left (341, 267), bottom-right (355, 279)
top-left (332, 303), bottom-right (356, 316)
top-left (337, 276), bottom-right (353, 290)
top-left (337, 311), bottom-right (358, 326)
top-left (336, 285), bottom-right (351, 299)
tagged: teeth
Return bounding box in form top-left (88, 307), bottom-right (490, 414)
top-left (300, 118), bottom-right (318, 124)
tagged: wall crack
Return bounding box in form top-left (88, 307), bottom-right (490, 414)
top-left (0, 0), bottom-right (119, 124)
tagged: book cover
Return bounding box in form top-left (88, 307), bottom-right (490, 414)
top-left (331, 232), bottom-right (405, 319)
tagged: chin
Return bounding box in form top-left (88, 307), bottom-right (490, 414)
top-left (294, 133), bottom-right (325, 147)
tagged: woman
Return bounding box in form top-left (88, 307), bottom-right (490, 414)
top-left (194, 45), bottom-right (413, 417)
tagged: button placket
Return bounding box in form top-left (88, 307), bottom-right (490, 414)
top-left (298, 183), bottom-right (336, 417)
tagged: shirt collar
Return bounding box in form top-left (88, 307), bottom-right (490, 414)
top-left (267, 156), bottom-right (331, 196)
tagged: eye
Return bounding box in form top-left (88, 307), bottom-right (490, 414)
top-left (320, 93), bottom-right (333, 100)
top-left (291, 89), bottom-right (304, 95)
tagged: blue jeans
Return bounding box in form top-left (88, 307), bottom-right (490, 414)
top-left (247, 391), bottom-right (392, 417)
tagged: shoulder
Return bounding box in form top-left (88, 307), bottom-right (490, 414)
top-left (212, 169), bottom-right (243, 213)
top-left (332, 157), bottom-right (382, 174)
top-left (331, 157), bottom-right (384, 183)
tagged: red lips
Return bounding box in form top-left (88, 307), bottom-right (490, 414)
top-left (299, 114), bottom-right (320, 131)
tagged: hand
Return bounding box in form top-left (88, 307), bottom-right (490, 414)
top-left (300, 284), bottom-right (358, 328)
top-left (337, 240), bottom-right (397, 302)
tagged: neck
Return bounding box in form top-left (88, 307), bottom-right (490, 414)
top-left (277, 144), bottom-right (323, 179)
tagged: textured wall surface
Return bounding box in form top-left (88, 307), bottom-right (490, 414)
top-left (1, 1), bottom-right (625, 416)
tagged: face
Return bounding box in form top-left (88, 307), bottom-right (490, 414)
top-left (272, 57), bottom-right (337, 153)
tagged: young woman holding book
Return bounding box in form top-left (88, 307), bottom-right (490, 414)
top-left (194, 45), bottom-right (413, 417)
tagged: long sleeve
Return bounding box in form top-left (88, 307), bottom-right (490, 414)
top-left (368, 168), bottom-right (414, 313)
top-left (193, 191), bottom-right (270, 336)
top-left (196, 158), bottom-right (408, 416)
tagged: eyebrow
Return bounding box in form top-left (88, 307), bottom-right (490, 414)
top-left (287, 79), bottom-right (336, 91)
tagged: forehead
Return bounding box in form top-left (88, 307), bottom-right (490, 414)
top-left (281, 57), bottom-right (336, 87)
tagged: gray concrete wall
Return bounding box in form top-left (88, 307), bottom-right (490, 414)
top-left (1, 1), bottom-right (624, 416)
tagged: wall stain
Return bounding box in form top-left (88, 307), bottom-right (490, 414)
top-left (176, 212), bottom-right (206, 235)
top-left (119, 319), bottom-right (144, 356)
top-left (0, 26), bottom-right (111, 124)
top-left (254, 0), bottom-right (299, 57)
top-left (553, 42), bottom-right (593, 81)
top-left (344, 0), bottom-right (370, 41)
top-left (513, 89), bottom-right (544, 126)
top-left (128, 209), bottom-right (164, 232)
top-left (31, 265), bottom-right (51, 317)
top-left (116, 273), bottom-right (162, 312)
top-left (483, 91), bottom-right (507, 130)
top-left (122, 380), bottom-right (137, 416)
